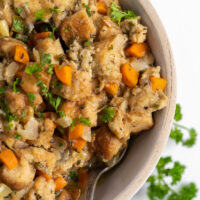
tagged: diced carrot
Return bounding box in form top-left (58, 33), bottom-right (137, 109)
top-left (150, 77), bottom-right (167, 91)
top-left (55, 65), bottom-right (72, 86)
top-left (120, 62), bottom-right (139, 87)
top-left (14, 45), bottom-right (29, 64)
top-left (33, 32), bottom-right (52, 41)
top-left (69, 124), bottom-right (84, 140)
top-left (125, 43), bottom-right (148, 58)
top-left (72, 139), bottom-right (86, 152)
top-left (78, 169), bottom-right (88, 190)
top-left (0, 150), bottom-right (18, 170)
top-left (97, 1), bottom-right (107, 15)
top-left (54, 177), bottom-right (68, 191)
top-left (104, 83), bottom-right (119, 96)
top-left (37, 170), bottom-right (51, 181)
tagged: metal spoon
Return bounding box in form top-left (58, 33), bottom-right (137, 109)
top-left (84, 146), bottom-right (128, 200)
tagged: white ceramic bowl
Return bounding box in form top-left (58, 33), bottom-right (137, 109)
top-left (94, 0), bottom-right (177, 199)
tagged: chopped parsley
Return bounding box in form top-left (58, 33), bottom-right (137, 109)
top-left (35, 9), bottom-right (46, 21)
top-left (0, 88), bottom-right (5, 94)
top-left (65, 28), bottom-right (70, 33)
top-left (83, 4), bottom-right (91, 16)
top-left (69, 171), bottom-right (79, 182)
top-left (58, 110), bottom-right (65, 118)
top-left (22, 110), bottom-right (26, 118)
top-left (40, 113), bottom-right (44, 119)
top-left (53, 81), bottom-right (63, 89)
top-left (100, 107), bottom-right (115, 123)
top-left (170, 104), bottom-right (197, 147)
top-left (70, 116), bottom-right (91, 132)
top-left (13, 78), bottom-right (21, 93)
top-left (47, 93), bottom-right (61, 112)
top-left (84, 40), bottom-right (91, 47)
top-left (27, 93), bottom-right (36, 106)
top-left (6, 122), bottom-right (13, 130)
top-left (41, 53), bottom-right (51, 66)
top-left (49, 8), bottom-right (61, 13)
top-left (16, 8), bottom-right (22, 14)
top-left (25, 63), bottom-right (42, 77)
top-left (46, 65), bottom-right (54, 74)
top-left (48, 33), bottom-right (54, 39)
top-left (110, 3), bottom-right (137, 25)
top-left (14, 134), bottom-right (21, 139)
top-left (13, 17), bottom-right (23, 32)
top-left (37, 80), bottom-right (48, 93)
top-left (58, 143), bottom-right (63, 147)
top-left (25, 2), bottom-right (29, 6)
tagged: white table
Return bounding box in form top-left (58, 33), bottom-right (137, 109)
top-left (132, 0), bottom-right (200, 199)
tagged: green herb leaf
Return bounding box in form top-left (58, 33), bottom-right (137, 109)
top-left (65, 28), bottom-right (70, 32)
top-left (47, 93), bottom-right (61, 112)
top-left (58, 110), bottom-right (65, 118)
top-left (183, 128), bottom-right (197, 147)
top-left (174, 104), bottom-right (182, 122)
top-left (69, 171), bottom-right (79, 182)
top-left (46, 65), bottom-right (54, 74)
top-left (100, 107), bottom-right (115, 123)
top-left (84, 40), bottom-right (91, 47)
top-left (14, 134), bottom-right (21, 139)
top-left (83, 4), bottom-right (91, 16)
top-left (13, 78), bottom-right (21, 93)
top-left (0, 88), bottom-right (5, 94)
top-left (70, 117), bottom-right (91, 132)
top-left (35, 9), bottom-right (46, 21)
top-left (13, 17), bottom-right (23, 32)
top-left (110, 3), bottom-right (137, 25)
top-left (170, 127), bottom-right (183, 144)
top-left (25, 63), bottom-right (42, 76)
top-left (49, 8), bottom-right (61, 13)
top-left (37, 80), bottom-right (48, 93)
top-left (27, 93), bottom-right (36, 106)
top-left (41, 53), bottom-right (51, 66)
top-left (16, 8), bottom-right (22, 14)
top-left (53, 81), bottom-right (63, 89)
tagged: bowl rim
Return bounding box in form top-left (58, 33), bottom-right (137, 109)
top-left (115, 0), bottom-right (177, 199)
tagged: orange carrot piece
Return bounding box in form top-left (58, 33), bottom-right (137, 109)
top-left (78, 169), bottom-right (88, 190)
top-left (72, 139), bottom-right (86, 152)
top-left (97, 1), bottom-right (107, 15)
top-left (125, 43), bottom-right (148, 58)
top-left (150, 77), bottom-right (167, 91)
top-left (104, 83), bottom-right (119, 96)
top-left (54, 177), bottom-right (68, 191)
top-left (0, 150), bottom-right (18, 170)
top-left (55, 65), bottom-right (72, 86)
top-left (33, 32), bottom-right (52, 41)
top-left (120, 62), bottom-right (139, 87)
top-left (14, 45), bottom-right (29, 64)
top-left (37, 170), bottom-right (51, 181)
top-left (69, 124), bottom-right (84, 140)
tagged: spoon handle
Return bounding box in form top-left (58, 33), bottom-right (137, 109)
top-left (84, 168), bottom-right (103, 200)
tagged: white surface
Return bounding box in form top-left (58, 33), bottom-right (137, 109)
top-left (132, 0), bottom-right (200, 199)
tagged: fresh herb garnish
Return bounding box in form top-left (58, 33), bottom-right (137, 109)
top-left (6, 122), bottom-right (13, 130)
top-left (37, 80), bottom-right (48, 93)
top-left (170, 104), bottom-right (197, 147)
top-left (46, 65), bottom-right (54, 74)
top-left (41, 53), bottom-right (51, 66)
top-left (48, 33), bottom-right (54, 39)
top-left (49, 8), bottom-right (61, 13)
top-left (84, 40), bottom-right (91, 47)
top-left (83, 4), bottom-right (91, 16)
top-left (40, 113), bottom-right (44, 119)
top-left (16, 8), bottom-right (22, 14)
top-left (47, 93), bottom-right (61, 112)
top-left (25, 2), bottom-right (29, 6)
top-left (27, 93), bottom-right (36, 106)
top-left (65, 28), bottom-right (70, 32)
top-left (110, 3), bottom-right (137, 25)
top-left (69, 171), bottom-right (79, 182)
top-left (53, 81), bottom-right (63, 89)
top-left (14, 134), bottom-right (21, 139)
top-left (147, 156), bottom-right (197, 200)
top-left (100, 107), bottom-right (115, 123)
top-left (13, 78), bottom-right (21, 93)
top-left (70, 116), bottom-right (91, 132)
top-left (58, 110), bottom-right (65, 118)
top-left (13, 18), bottom-right (23, 32)
top-left (22, 110), bottom-right (26, 118)
top-left (25, 63), bottom-right (42, 77)
top-left (35, 9), bottom-right (46, 21)
top-left (58, 143), bottom-right (63, 147)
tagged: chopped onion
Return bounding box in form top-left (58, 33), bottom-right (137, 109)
top-left (0, 183), bottom-right (12, 199)
top-left (56, 116), bottom-right (72, 128)
top-left (0, 20), bottom-right (9, 37)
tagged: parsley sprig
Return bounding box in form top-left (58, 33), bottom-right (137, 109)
top-left (147, 156), bottom-right (197, 200)
top-left (110, 3), bottom-right (137, 25)
top-left (170, 104), bottom-right (197, 147)
top-left (100, 107), bottom-right (115, 123)
top-left (70, 116), bottom-right (91, 132)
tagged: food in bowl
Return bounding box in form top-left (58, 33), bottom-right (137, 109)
top-left (0, 0), bottom-right (168, 199)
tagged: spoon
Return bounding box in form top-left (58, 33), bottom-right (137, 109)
top-left (84, 146), bottom-right (128, 200)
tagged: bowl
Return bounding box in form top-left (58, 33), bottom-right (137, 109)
top-left (93, 0), bottom-right (177, 199)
